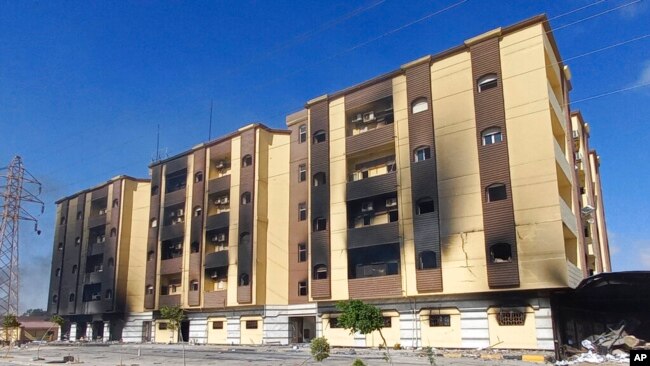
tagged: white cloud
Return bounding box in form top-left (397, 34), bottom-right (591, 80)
top-left (635, 61), bottom-right (650, 86)
top-left (619, 2), bottom-right (648, 19)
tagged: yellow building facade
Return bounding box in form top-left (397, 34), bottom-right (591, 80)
top-left (49, 15), bottom-right (609, 349)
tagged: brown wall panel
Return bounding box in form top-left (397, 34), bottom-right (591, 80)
top-left (309, 100), bottom-right (332, 299)
top-left (470, 37), bottom-right (520, 288)
top-left (189, 149), bottom-right (206, 306)
top-left (237, 129), bottom-right (256, 303)
top-left (405, 61), bottom-right (443, 292)
top-left (345, 124), bottom-right (394, 156)
top-left (345, 79), bottom-right (392, 110)
top-left (204, 290), bottom-right (227, 308)
top-left (348, 275), bottom-right (402, 299)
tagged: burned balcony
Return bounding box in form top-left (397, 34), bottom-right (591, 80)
top-left (161, 237), bottom-right (184, 260)
top-left (82, 283), bottom-right (102, 302)
top-left (346, 96), bottom-right (394, 137)
top-left (209, 156), bottom-right (231, 180)
top-left (165, 169), bottom-right (187, 194)
top-left (204, 266), bottom-right (228, 308)
top-left (87, 197), bottom-right (108, 228)
top-left (160, 203), bottom-right (185, 241)
top-left (347, 154), bottom-right (397, 201)
top-left (159, 275), bottom-right (182, 307)
top-left (88, 226), bottom-right (106, 255)
top-left (206, 229), bottom-right (228, 252)
top-left (348, 243), bottom-right (400, 279)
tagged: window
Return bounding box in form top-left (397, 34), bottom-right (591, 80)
top-left (482, 127), bottom-right (503, 145)
top-left (52, 295), bottom-right (58, 303)
top-left (151, 185), bottom-right (159, 196)
top-left (313, 130), bottom-right (326, 144)
top-left (313, 172), bottom-right (326, 187)
top-left (416, 197), bottom-right (435, 215)
top-left (75, 237), bottom-right (81, 246)
top-left (388, 211), bottom-right (399, 222)
top-left (362, 216), bottom-right (371, 226)
top-left (105, 289), bottom-right (113, 299)
top-left (194, 171), bottom-right (203, 183)
top-left (313, 217), bottom-right (327, 232)
top-left (150, 218), bottom-right (158, 228)
top-left (194, 206), bottom-right (202, 217)
top-left (190, 241), bottom-right (199, 253)
top-left (329, 318), bottom-right (341, 328)
top-left (298, 281), bottom-right (308, 296)
top-left (110, 228), bottom-right (117, 237)
top-left (55, 268), bottom-right (61, 277)
top-left (298, 203), bottom-right (307, 221)
top-left (298, 164), bottom-right (307, 182)
top-left (386, 161), bottom-right (396, 173)
top-left (146, 285), bottom-right (154, 295)
top-left (60, 216), bottom-right (66, 225)
top-left (147, 251), bottom-right (155, 261)
top-left (361, 201), bottom-right (373, 212)
top-left (158, 323), bottom-right (168, 330)
top-left (298, 243), bottom-right (307, 262)
top-left (486, 184), bottom-right (507, 202)
top-left (242, 155), bottom-right (253, 167)
top-left (414, 146), bottom-right (431, 162)
top-left (496, 309), bottom-right (526, 326)
top-left (112, 199), bottom-right (119, 208)
top-left (245, 320), bottom-right (258, 329)
top-left (418, 251), bottom-right (437, 269)
top-left (212, 321), bottom-right (224, 330)
top-left (411, 97), bottom-right (429, 114)
top-left (77, 211), bottom-right (83, 220)
top-left (490, 243), bottom-right (512, 263)
top-left (72, 265), bottom-right (77, 274)
top-left (190, 280), bottom-right (199, 291)
top-left (241, 192), bottom-right (251, 205)
top-left (477, 73), bottom-right (498, 92)
top-left (239, 273), bottom-right (250, 286)
top-left (298, 125), bottom-right (307, 143)
top-left (69, 293), bottom-right (75, 302)
top-left (58, 242), bottom-right (64, 250)
top-left (382, 317), bottom-right (392, 328)
top-left (108, 257), bottom-right (114, 267)
top-left (313, 264), bottom-right (328, 280)
top-left (429, 314), bottom-right (450, 327)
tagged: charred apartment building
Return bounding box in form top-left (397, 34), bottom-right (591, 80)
top-left (48, 15), bottom-right (611, 349)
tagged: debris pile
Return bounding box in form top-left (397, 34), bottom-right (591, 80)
top-left (558, 323), bottom-right (648, 365)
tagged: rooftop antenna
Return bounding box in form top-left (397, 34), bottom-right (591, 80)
top-left (208, 100), bottom-right (213, 142)
top-left (152, 124), bottom-right (167, 163)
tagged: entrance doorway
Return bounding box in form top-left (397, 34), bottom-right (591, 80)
top-left (289, 317), bottom-right (316, 343)
top-left (92, 321), bottom-right (104, 341)
top-left (142, 321), bottom-right (152, 342)
top-left (180, 320), bottom-right (190, 342)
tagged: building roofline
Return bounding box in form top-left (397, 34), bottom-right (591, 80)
top-left (55, 175), bottom-right (150, 204)
top-left (149, 123), bottom-right (290, 168)
top-left (308, 14), bottom-right (560, 104)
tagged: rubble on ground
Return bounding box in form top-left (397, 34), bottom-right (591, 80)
top-left (557, 322), bottom-right (649, 365)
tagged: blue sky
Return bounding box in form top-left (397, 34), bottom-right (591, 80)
top-left (1, 0), bottom-right (648, 312)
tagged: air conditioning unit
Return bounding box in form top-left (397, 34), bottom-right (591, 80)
top-left (170, 211), bottom-right (175, 217)
top-left (91, 294), bottom-right (101, 301)
top-left (174, 243), bottom-right (183, 250)
top-left (215, 161), bottom-right (227, 169)
top-left (221, 197), bottom-right (229, 204)
top-left (210, 271), bottom-right (219, 279)
top-left (98, 209), bottom-right (106, 215)
top-left (177, 208), bottom-right (184, 216)
top-left (351, 113), bottom-right (363, 123)
top-left (361, 202), bottom-right (373, 212)
top-left (363, 111), bottom-right (375, 122)
top-left (575, 152), bottom-right (583, 162)
top-left (386, 198), bottom-right (397, 208)
top-left (217, 233), bottom-right (226, 242)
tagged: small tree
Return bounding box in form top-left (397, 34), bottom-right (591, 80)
top-left (2, 314), bottom-right (21, 357)
top-left (336, 300), bottom-right (391, 364)
top-left (310, 336), bottom-right (330, 362)
top-left (159, 305), bottom-right (185, 343)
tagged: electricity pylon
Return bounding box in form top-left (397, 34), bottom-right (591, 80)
top-left (0, 156), bottom-right (44, 316)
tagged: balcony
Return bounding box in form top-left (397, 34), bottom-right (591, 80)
top-left (348, 274), bottom-right (401, 299)
top-left (208, 175), bottom-right (231, 194)
top-left (205, 251), bottom-right (228, 269)
top-left (160, 222), bottom-right (185, 241)
top-left (346, 124), bottom-right (394, 155)
top-left (204, 290), bottom-right (227, 308)
top-left (567, 260), bottom-right (584, 289)
top-left (346, 172), bottom-right (397, 201)
top-left (84, 271), bottom-right (103, 284)
top-left (159, 294), bottom-right (181, 307)
top-left (560, 199), bottom-right (578, 238)
top-left (160, 257), bottom-right (183, 275)
top-left (206, 212), bottom-right (229, 231)
top-left (87, 214), bottom-right (106, 229)
top-left (347, 221), bottom-right (399, 249)
top-left (164, 189), bottom-right (186, 207)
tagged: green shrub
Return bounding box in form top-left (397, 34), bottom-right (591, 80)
top-left (310, 337), bottom-right (330, 362)
top-left (352, 358), bottom-right (366, 366)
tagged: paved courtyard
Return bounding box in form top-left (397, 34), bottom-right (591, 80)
top-left (0, 344), bottom-right (621, 366)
